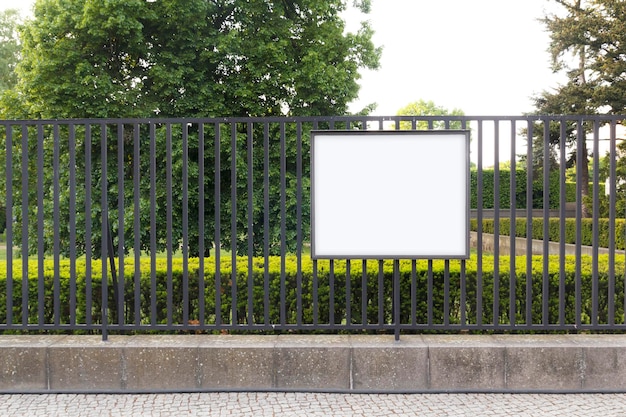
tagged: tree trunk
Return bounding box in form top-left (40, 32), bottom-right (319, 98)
top-left (579, 136), bottom-right (591, 218)
top-left (578, 38), bottom-right (591, 218)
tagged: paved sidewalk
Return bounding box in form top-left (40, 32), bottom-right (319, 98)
top-left (1, 392), bottom-right (626, 416)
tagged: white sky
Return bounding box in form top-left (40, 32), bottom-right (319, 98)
top-left (344, 0), bottom-right (563, 116)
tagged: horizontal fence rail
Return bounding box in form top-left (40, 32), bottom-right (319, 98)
top-left (1, 115), bottom-right (626, 339)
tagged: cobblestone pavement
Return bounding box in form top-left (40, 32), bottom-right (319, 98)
top-left (1, 392), bottom-right (626, 416)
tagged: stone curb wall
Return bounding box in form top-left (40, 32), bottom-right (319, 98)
top-left (1, 334), bottom-right (626, 393)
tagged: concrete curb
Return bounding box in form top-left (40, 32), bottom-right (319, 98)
top-left (470, 232), bottom-right (626, 256)
top-left (1, 334), bottom-right (626, 393)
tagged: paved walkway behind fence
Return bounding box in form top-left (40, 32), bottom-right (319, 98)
top-left (2, 392), bottom-right (626, 416)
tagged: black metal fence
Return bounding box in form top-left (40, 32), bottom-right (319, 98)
top-left (1, 115), bottom-right (626, 339)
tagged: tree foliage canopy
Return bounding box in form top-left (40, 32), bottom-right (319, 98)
top-left (0, 9), bottom-right (21, 95)
top-left (527, 0), bottom-right (626, 215)
top-left (537, 0), bottom-right (626, 114)
top-left (394, 100), bottom-right (465, 130)
top-left (9, 0), bottom-right (380, 119)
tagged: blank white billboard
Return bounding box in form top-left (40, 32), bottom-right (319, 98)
top-left (311, 130), bottom-right (470, 259)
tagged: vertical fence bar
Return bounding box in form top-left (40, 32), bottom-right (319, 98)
top-left (280, 122), bottom-right (286, 327)
top-left (312, 122), bottom-right (319, 327)
top-left (182, 121), bottom-right (189, 328)
top-left (608, 121), bottom-right (617, 325)
top-left (575, 120), bottom-right (583, 328)
top-left (263, 122), bottom-right (270, 326)
top-left (247, 122), bottom-right (254, 326)
top-left (509, 120), bottom-right (517, 326)
top-left (559, 120), bottom-right (567, 326)
top-left (68, 124), bottom-right (77, 327)
top-left (411, 260), bottom-right (417, 326)
top-left (444, 260), bottom-right (450, 327)
top-left (591, 119), bottom-right (600, 326)
top-left (296, 122), bottom-right (303, 327)
top-left (230, 122), bottom-right (238, 326)
top-left (493, 120), bottom-right (500, 326)
top-left (362, 260), bottom-right (368, 326)
top-left (5, 124), bottom-right (12, 327)
top-left (621, 120), bottom-right (626, 326)
top-left (133, 123), bottom-right (141, 328)
top-left (346, 260), bottom-right (352, 326)
top-left (85, 124), bottom-right (93, 327)
top-left (525, 121), bottom-right (533, 326)
top-left (461, 118), bottom-right (468, 328)
top-left (149, 122), bottom-right (157, 327)
top-left (107, 128), bottom-right (120, 327)
top-left (198, 123), bottom-right (206, 326)
top-left (53, 124), bottom-right (61, 327)
top-left (393, 259), bottom-right (400, 340)
top-left (100, 123), bottom-right (109, 340)
top-left (476, 120), bottom-right (483, 326)
top-left (427, 260), bottom-right (433, 326)
top-left (37, 124), bottom-right (45, 327)
top-left (166, 123), bottom-right (173, 327)
top-left (20, 124), bottom-right (29, 326)
top-left (377, 260), bottom-right (384, 327)
top-left (542, 120), bottom-right (550, 326)
top-left (214, 122), bottom-right (222, 327)
top-left (460, 259), bottom-right (467, 327)
top-left (117, 123), bottom-right (125, 326)
top-left (330, 260), bottom-right (335, 326)
top-left (313, 259), bottom-right (319, 325)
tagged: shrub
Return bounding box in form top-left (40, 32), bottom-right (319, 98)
top-left (470, 169), bottom-right (562, 209)
top-left (0, 255), bottom-right (624, 332)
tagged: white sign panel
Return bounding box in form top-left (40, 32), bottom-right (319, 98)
top-left (311, 130), bottom-right (470, 259)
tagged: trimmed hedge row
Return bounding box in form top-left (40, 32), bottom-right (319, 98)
top-left (1, 255), bottom-right (625, 332)
top-left (471, 169), bottom-right (588, 209)
top-left (471, 170), bottom-right (560, 209)
top-left (473, 218), bottom-right (626, 251)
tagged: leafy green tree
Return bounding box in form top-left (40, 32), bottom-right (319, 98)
top-left (518, 119), bottom-right (561, 182)
top-left (394, 100), bottom-right (465, 130)
top-left (2, 0), bottom-right (381, 257)
top-left (533, 0), bottom-right (626, 217)
top-left (0, 9), bottom-right (23, 234)
top-left (530, 0), bottom-right (603, 216)
top-left (0, 9), bottom-right (21, 95)
top-left (12, 0), bottom-right (380, 119)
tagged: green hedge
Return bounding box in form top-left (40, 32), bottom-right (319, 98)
top-left (471, 169), bottom-right (560, 209)
top-left (470, 170), bottom-right (590, 209)
top-left (473, 218), bottom-right (626, 250)
top-left (1, 255), bottom-right (625, 332)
